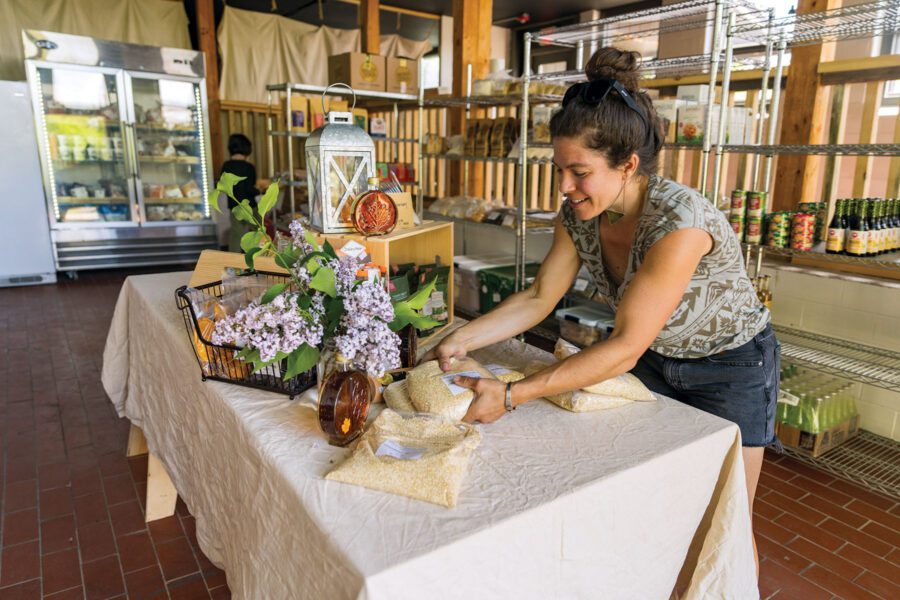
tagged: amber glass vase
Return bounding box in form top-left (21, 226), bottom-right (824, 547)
top-left (317, 351), bottom-right (372, 446)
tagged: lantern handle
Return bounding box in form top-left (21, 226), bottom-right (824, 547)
top-left (321, 83), bottom-right (357, 113)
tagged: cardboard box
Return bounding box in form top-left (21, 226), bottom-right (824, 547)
top-left (288, 95), bottom-right (309, 133)
top-left (386, 57), bottom-right (419, 95)
top-left (311, 98), bottom-right (350, 130)
top-left (657, 0), bottom-right (714, 59)
top-left (676, 84), bottom-right (710, 104)
top-left (776, 415), bottom-right (860, 458)
top-left (328, 52), bottom-right (386, 92)
top-left (654, 99), bottom-right (689, 143)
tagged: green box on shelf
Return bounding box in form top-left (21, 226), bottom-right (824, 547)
top-left (477, 263), bottom-right (540, 312)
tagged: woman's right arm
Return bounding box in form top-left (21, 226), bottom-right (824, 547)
top-left (431, 218), bottom-right (581, 370)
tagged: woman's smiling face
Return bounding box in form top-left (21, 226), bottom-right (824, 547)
top-left (553, 136), bottom-right (628, 221)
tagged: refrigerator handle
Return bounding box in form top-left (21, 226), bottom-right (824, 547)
top-left (122, 121), bottom-right (142, 224)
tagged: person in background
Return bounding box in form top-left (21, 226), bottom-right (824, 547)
top-left (220, 133), bottom-right (259, 252)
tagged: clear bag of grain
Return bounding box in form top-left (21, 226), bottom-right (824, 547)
top-left (407, 357), bottom-right (497, 421)
top-left (483, 363), bottom-right (525, 384)
top-left (523, 359), bottom-right (654, 412)
top-left (554, 339), bottom-right (654, 401)
top-left (325, 409), bottom-right (481, 508)
top-left (383, 379), bottom-right (415, 412)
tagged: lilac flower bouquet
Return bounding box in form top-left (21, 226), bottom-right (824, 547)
top-left (207, 174), bottom-right (440, 381)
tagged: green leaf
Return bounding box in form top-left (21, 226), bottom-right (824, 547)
top-left (208, 189), bottom-right (224, 214)
top-left (245, 247), bottom-right (262, 269)
top-left (309, 266), bottom-right (337, 298)
top-left (257, 182), bottom-right (279, 219)
top-left (284, 344), bottom-right (320, 380)
top-left (297, 294), bottom-right (312, 310)
top-left (298, 250), bottom-right (330, 268)
top-left (240, 230), bottom-right (264, 253)
top-left (235, 347), bottom-right (258, 362)
top-left (274, 252), bottom-right (295, 271)
top-left (260, 283), bottom-right (288, 304)
top-left (232, 199), bottom-right (257, 225)
top-left (217, 172), bottom-right (246, 201)
top-left (304, 230), bottom-right (321, 252)
top-left (390, 303), bottom-right (442, 332)
top-left (250, 351), bottom-right (289, 374)
top-left (404, 277), bottom-right (437, 311)
top-left (323, 240), bottom-right (338, 259)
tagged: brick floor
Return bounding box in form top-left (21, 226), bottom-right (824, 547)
top-left (1, 268), bottom-right (898, 599)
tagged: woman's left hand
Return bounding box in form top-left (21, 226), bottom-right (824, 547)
top-left (454, 376), bottom-right (509, 424)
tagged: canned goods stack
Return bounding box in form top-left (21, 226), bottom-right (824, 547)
top-left (729, 189), bottom-right (746, 241)
top-left (791, 213), bottom-right (816, 251)
top-left (797, 201), bottom-right (826, 243)
top-left (765, 212), bottom-right (792, 248)
top-left (745, 216), bottom-right (763, 244)
top-left (747, 191), bottom-right (766, 218)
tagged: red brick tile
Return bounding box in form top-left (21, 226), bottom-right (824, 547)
top-left (44, 587), bottom-right (85, 599)
top-left (98, 452), bottom-right (131, 479)
top-left (766, 490), bottom-right (828, 526)
top-left (800, 493), bottom-right (868, 529)
top-left (801, 564), bottom-right (881, 600)
top-left (124, 566), bottom-right (168, 600)
top-left (104, 473), bottom-right (137, 506)
top-left (202, 565), bottom-right (227, 590)
top-left (820, 518), bottom-right (893, 558)
top-left (3, 480), bottom-right (37, 513)
top-left (848, 499), bottom-right (900, 532)
top-left (149, 515), bottom-right (185, 545)
top-left (777, 457), bottom-right (837, 486)
top-left (787, 474), bottom-right (852, 507)
top-left (855, 569), bottom-right (900, 600)
top-left (40, 514), bottom-right (77, 554)
top-left (5, 459), bottom-right (36, 485)
top-left (759, 472), bottom-right (808, 500)
top-left (0, 578), bottom-right (41, 600)
top-left (77, 520), bottom-right (117, 562)
top-left (117, 531), bottom-right (158, 574)
top-left (129, 455), bottom-right (149, 484)
top-left (787, 537), bottom-right (864, 580)
top-left (889, 503), bottom-right (900, 517)
top-left (757, 533), bottom-right (812, 573)
top-left (83, 555), bottom-right (125, 600)
top-left (39, 487), bottom-right (73, 521)
top-left (38, 462), bottom-right (71, 491)
top-left (156, 536), bottom-right (200, 582)
top-left (0, 541), bottom-right (40, 586)
top-left (754, 498), bottom-right (785, 521)
top-left (167, 572), bottom-right (209, 600)
top-left (861, 521), bottom-right (900, 549)
top-left (73, 492), bottom-right (108, 526)
top-left (761, 460), bottom-right (799, 483)
top-left (209, 586), bottom-right (231, 600)
top-left (839, 543), bottom-right (900, 585)
top-left (70, 468), bottom-right (102, 498)
top-left (109, 499), bottom-right (145, 538)
top-left (773, 513), bottom-right (843, 551)
top-left (758, 559), bottom-right (831, 600)
top-left (830, 479), bottom-right (896, 511)
top-left (2, 509), bottom-right (38, 547)
top-left (41, 549), bottom-right (82, 594)
top-left (755, 517), bottom-right (798, 545)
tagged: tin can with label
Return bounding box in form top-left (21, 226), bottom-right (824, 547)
top-left (730, 189), bottom-right (747, 216)
top-left (729, 214), bottom-right (745, 241)
top-left (790, 213), bottom-right (816, 251)
top-left (747, 191), bottom-right (767, 217)
top-left (746, 217), bottom-right (763, 244)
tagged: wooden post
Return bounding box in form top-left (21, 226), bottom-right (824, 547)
top-left (196, 0), bottom-right (223, 176)
top-left (450, 0), bottom-right (492, 196)
top-left (361, 0), bottom-right (381, 55)
top-left (887, 111), bottom-right (900, 198)
top-left (852, 81), bottom-right (885, 198)
top-left (126, 424), bottom-right (148, 457)
top-left (771, 0), bottom-right (839, 211)
top-left (145, 453), bottom-right (178, 522)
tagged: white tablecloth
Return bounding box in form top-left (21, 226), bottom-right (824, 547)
top-left (101, 272), bottom-right (758, 600)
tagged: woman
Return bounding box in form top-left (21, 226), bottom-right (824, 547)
top-left (430, 48), bottom-right (779, 573)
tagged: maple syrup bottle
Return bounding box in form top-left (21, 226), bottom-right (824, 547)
top-left (318, 353), bottom-right (372, 446)
top-left (351, 177), bottom-right (398, 236)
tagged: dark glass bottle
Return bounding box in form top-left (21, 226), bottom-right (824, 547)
top-left (846, 199), bottom-right (867, 257)
top-left (317, 353), bottom-right (372, 446)
top-left (826, 199), bottom-right (845, 255)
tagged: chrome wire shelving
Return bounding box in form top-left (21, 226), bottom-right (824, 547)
top-left (723, 143), bottom-right (900, 156)
top-left (744, 243), bottom-right (900, 271)
top-left (422, 94), bottom-right (563, 108)
top-left (774, 325), bottom-right (900, 392)
top-left (422, 153), bottom-right (553, 165)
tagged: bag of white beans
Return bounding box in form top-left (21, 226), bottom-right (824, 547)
top-left (325, 409), bottom-right (481, 508)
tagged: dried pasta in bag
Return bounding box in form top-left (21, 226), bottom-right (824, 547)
top-left (554, 339), bottom-right (654, 401)
top-left (407, 357), bottom-right (497, 421)
top-left (326, 409), bottom-right (481, 508)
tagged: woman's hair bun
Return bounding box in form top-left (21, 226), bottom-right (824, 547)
top-left (584, 48), bottom-right (641, 93)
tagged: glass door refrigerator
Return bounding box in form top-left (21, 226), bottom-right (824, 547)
top-left (23, 30), bottom-right (217, 271)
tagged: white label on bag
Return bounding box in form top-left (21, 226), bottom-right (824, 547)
top-left (440, 370), bottom-right (482, 395)
top-left (375, 439), bottom-right (426, 460)
top-left (485, 364), bottom-right (512, 376)
top-left (778, 390), bottom-right (800, 406)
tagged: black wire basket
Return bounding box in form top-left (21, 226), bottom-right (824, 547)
top-left (174, 270), bottom-right (317, 399)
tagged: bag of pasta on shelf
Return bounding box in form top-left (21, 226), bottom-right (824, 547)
top-left (326, 409), bottom-right (482, 508)
top-left (407, 357), bottom-right (497, 421)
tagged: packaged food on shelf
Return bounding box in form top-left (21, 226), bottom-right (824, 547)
top-left (474, 119), bottom-right (493, 157)
top-left (180, 180), bottom-right (201, 197)
top-left (454, 254), bottom-right (515, 313)
top-left (765, 212), bottom-right (791, 248)
top-left (489, 117), bottom-right (518, 157)
top-left (386, 57), bottom-right (419, 94)
top-left (477, 263), bottom-right (541, 312)
top-left (327, 52), bottom-right (386, 92)
top-left (790, 213), bottom-right (816, 251)
top-left (532, 105), bottom-right (556, 143)
top-left (555, 304), bottom-right (616, 348)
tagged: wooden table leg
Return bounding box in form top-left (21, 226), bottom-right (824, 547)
top-left (146, 453), bottom-right (178, 522)
top-left (126, 424), bottom-right (148, 457)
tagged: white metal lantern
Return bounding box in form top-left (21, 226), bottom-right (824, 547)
top-left (305, 84), bottom-right (375, 233)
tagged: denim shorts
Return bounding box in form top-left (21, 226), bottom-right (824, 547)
top-left (630, 323), bottom-right (781, 447)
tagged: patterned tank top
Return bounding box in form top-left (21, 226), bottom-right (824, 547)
top-left (559, 174), bottom-right (769, 358)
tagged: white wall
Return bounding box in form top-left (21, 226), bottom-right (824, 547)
top-left (761, 264), bottom-right (900, 441)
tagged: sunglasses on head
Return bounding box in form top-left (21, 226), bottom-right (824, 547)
top-left (562, 78), bottom-right (650, 133)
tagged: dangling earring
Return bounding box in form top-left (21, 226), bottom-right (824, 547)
top-left (606, 177), bottom-right (628, 225)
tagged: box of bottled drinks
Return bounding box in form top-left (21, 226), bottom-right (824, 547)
top-left (775, 364), bottom-right (860, 457)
